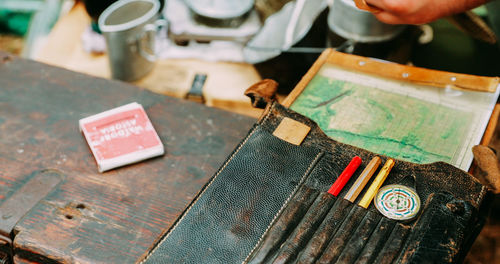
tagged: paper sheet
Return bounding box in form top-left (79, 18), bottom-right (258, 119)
top-left (290, 63), bottom-right (500, 170)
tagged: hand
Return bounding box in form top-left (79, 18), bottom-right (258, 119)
top-left (363, 0), bottom-right (490, 24)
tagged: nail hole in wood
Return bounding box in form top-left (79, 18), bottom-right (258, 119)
top-left (65, 214), bottom-right (73, 220)
top-left (76, 203), bottom-right (86, 209)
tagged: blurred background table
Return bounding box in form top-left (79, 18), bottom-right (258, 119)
top-left (33, 1), bottom-right (265, 118)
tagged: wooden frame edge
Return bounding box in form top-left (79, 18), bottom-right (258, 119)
top-left (282, 49), bottom-right (333, 107)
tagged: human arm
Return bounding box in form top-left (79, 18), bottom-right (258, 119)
top-left (363, 0), bottom-right (491, 24)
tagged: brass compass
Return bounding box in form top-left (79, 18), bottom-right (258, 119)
top-left (374, 184), bottom-right (421, 221)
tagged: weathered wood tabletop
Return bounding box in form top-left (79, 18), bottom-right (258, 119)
top-left (0, 51), bottom-right (256, 263)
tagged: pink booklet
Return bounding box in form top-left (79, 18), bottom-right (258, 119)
top-left (79, 102), bottom-right (164, 172)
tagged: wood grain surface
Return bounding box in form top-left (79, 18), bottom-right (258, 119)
top-left (0, 51), bottom-right (255, 263)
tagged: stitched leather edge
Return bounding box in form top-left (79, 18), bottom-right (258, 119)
top-left (139, 102), bottom-right (276, 263)
top-left (476, 185), bottom-right (487, 206)
top-left (242, 151), bottom-right (324, 264)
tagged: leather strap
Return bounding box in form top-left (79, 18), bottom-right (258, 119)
top-left (0, 170), bottom-right (62, 238)
top-left (0, 169), bottom-right (62, 264)
top-left (245, 79), bottom-right (278, 109)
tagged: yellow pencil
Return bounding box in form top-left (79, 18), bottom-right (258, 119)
top-left (358, 158), bottom-right (395, 208)
top-left (344, 156), bottom-right (382, 203)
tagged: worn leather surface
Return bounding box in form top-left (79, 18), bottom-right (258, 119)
top-left (247, 190), bottom-right (482, 263)
top-left (259, 103), bottom-right (487, 208)
top-left (143, 101), bottom-right (489, 263)
top-left (246, 188), bottom-right (409, 264)
top-left (247, 185), bottom-right (320, 264)
top-left (142, 108), bottom-right (323, 263)
top-left (401, 192), bottom-right (482, 263)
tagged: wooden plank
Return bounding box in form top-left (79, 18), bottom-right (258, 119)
top-left (0, 51), bottom-right (255, 263)
top-left (325, 50), bottom-right (499, 93)
top-left (481, 104), bottom-right (500, 146)
top-left (282, 49), bottom-right (332, 107)
top-left (0, 170), bottom-right (62, 237)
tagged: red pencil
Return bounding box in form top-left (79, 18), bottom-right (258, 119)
top-left (328, 156), bottom-right (362, 196)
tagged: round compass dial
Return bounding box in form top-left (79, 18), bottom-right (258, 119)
top-left (374, 184), bottom-right (421, 221)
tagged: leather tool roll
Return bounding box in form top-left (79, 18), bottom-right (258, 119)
top-left (141, 101), bottom-right (490, 264)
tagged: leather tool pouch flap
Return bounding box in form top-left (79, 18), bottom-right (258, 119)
top-left (142, 101), bottom-right (489, 264)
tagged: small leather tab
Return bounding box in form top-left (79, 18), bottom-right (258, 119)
top-left (272, 117), bottom-right (311, 145)
top-left (245, 79), bottom-right (278, 109)
top-left (472, 145), bottom-right (500, 193)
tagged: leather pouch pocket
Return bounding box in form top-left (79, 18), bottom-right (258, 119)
top-left (142, 126), bottom-right (324, 264)
top-left (142, 101), bottom-right (488, 264)
top-left (245, 186), bottom-right (482, 264)
top-left (398, 192), bottom-right (479, 263)
top-left (245, 189), bottom-right (412, 264)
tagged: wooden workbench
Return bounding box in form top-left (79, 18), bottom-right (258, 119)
top-left (0, 51), bottom-right (256, 263)
top-left (34, 2), bottom-right (264, 118)
top-left (5, 2), bottom-right (500, 263)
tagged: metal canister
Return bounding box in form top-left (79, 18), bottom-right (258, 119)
top-left (328, 0), bottom-right (405, 43)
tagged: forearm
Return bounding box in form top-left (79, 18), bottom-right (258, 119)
top-left (364, 0), bottom-right (491, 24)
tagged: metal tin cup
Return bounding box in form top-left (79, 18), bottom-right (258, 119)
top-left (98, 0), bottom-right (166, 81)
top-left (328, 0), bottom-right (405, 43)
